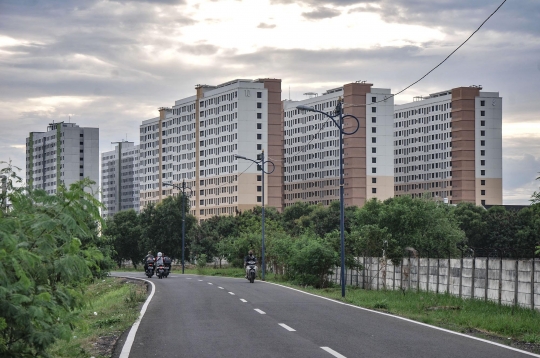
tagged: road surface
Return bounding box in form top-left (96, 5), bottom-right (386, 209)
top-left (112, 272), bottom-right (539, 358)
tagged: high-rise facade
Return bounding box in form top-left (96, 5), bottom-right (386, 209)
top-left (283, 82), bottom-right (395, 208)
top-left (101, 141), bottom-right (140, 218)
top-left (393, 86), bottom-right (502, 205)
top-left (139, 78), bottom-right (283, 220)
top-left (26, 122), bottom-right (99, 196)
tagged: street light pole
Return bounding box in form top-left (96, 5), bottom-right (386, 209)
top-left (163, 180), bottom-right (192, 274)
top-left (235, 151), bottom-right (275, 281)
top-left (297, 98), bottom-right (360, 297)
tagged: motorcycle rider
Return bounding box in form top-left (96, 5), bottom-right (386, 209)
top-left (244, 250), bottom-right (257, 278)
top-left (163, 253), bottom-right (172, 271)
top-left (143, 251), bottom-right (154, 273)
top-left (155, 252), bottom-right (164, 266)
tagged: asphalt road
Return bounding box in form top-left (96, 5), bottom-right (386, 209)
top-left (112, 272), bottom-right (539, 358)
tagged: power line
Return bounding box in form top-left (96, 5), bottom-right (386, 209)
top-left (368, 0), bottom-right (508, 105)
top-left (237, 161), bottom-right (254, 177)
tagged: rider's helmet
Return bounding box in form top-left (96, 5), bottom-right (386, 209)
top-left (157, 252), bottom-right (163, 257)
top-left (248, 250), bottom-right (253, 256)
top-left (148, 251), bottom-right (152, 255)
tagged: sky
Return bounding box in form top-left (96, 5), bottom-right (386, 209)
top-left (0, 0), bottom-right (539, 204)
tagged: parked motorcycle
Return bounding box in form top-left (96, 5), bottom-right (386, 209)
top-left (145, 262), bottom-right (154, 278)
top-left (246, 260), bottom-right (257, 283)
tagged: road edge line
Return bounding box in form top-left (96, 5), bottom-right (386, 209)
top-left (114, 275), bottom-right (156, 358)
top-left (264, 281), bottom-right (540, 358)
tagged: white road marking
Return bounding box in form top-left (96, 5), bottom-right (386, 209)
top-left (228, 292), bottom-right (235, 295)
top-left (265, 282), bottom-right (540, 358)
top-left (240, 299), bottom-right (247, 303)
top-left (321, 347), bottom-right (346, 358)
top-left (198, 279), bottom-right (203, 281)
top-left (208, 283), bottom-right (213, 285)
top-left (254, 309), bottom-right (266, 314)
top-left (115, 276), bottom-right (156, 358)
top-left (218, 287), bottom-right (224, 289)
top-left (186, 278), bottom-right (192, 280)
top-left (278, 323), bottom-right (296, 332)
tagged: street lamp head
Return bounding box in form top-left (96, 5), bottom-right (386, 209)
top-left (235, 155), bottom-right (248, 160)
top-left (296, 105), bottom-right (315, 112)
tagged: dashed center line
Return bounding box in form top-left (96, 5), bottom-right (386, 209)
top-left (240, 299), bottom-right (247, 303)
top-left (321, 347), bottom-right (346, 358)
top-left (198, 280), bottom-right (203, 282)
top-left (278, 323), bottom-right (296, 331)
top-left (228, 292), bottom-right (235, 295)
top-left (218, 287), bottom-right (224, 289)
top-left (254, 309), bottom-right (266, 314)
top-left (208, 283), bottom-right (213, 285)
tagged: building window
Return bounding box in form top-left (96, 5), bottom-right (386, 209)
top-left (257, 113), bottom-right (262, 119)
top-left (257, 134), bottom-right (262, 140)
top-left (481, 160), bottom-right (485, 165)
top-left (372, 127), bottom-right (376, 133)
top-left (481, 170), bottom-right (485, 175)
top-left (372, 97), bottom-right (376, 102)
top-left (257, 186), bottom-right (262, 192)
top-left (481, 100), bottom-right (485, 106)
top-left (372, 157), bottom-right (376, 163)
top-left (372, 137), bottom-right (376, 143)
top-left (372, 188), bottom-right (377, 194)
top-left (372, 147), bottom-right (376, 153)
top-left (481, 150), bottom-right (485, 156)
top-left (481, 110), bottom-right (485, 116)
top-left (257, 196), bottom-right (262, 202)
top-left (257, 123), bottom-right (262, 129)
top-left (371, 107), bottom-right (376, 113)
top-left (372, 168), bottom-right (376, 174)
top-left (481, 120), bottom-right (485, 126)
top-left (481, 140), bottom-right (485, 146)
top-left (372, 117), bottom-right (376, 123)
top-left (481, 180), bottom-right (485, 185)
top-left (481, 130), bottom-right (485, 136)
top-left (257, 144), bottom-right (262, 150)
top-left (372, 178), bottom-right (377, 184)
top-left (257, 92), bottom-right (262, 98)
top-left (481, 200), bottom-right (486, 206)
top-left (257, 102), bottom-right (262, 108)
top-left (257, 175), bottom-right (261, 181)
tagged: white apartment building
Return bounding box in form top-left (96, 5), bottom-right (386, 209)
top-left (283, 82), bottom-right (395, 208)
top-left (101, 141), bottom-right (140, 218)
top-left (393, 86), bottom-right (502, 205)
top-left (139, 78), bottom-right (283, 220)
top-left (26, 122), bottom-right (99, 196)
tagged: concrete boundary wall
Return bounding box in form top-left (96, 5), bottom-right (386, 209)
top-left (330, 257), bottom-right (540, 311)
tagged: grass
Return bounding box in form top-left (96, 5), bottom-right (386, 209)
top-left (47, 277), bottom-right (147, 358)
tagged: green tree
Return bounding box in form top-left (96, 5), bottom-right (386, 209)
top-left (281, 201), bottom-right (315, 236)
top-left (104, 209), bottom-right (143, 268)
top-left (453, 202), bottom-right (486, 247)
top-left (139, 194), bottom-right (196, 261)
top-left (0, 167), bottom-right (109, 356)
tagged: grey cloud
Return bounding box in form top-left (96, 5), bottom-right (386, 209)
top-left (302, 7), bottom-right (341, 19)
top-left (180, 44), bottom-right (220, 56)
top-left (257, 22), bottom-right (276, 29)
top-left (271, 0), bottom-right (374, 5)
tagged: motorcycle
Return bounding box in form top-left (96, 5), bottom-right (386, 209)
top-left (163, 265), bottom-right (170, 278)
top-left (246, 260), bottom-right (257, 283)
top-left (156, 264), bottom-right (166, 279)
top-left (145, 262), bottom-right (154, 278)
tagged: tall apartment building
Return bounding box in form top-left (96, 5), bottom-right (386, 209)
top-left (101, 141), bottom-right (140, 218)
top-left (139, 78), bottom-right (283, 220)
top-left (393, 86), bottom-right (502, 205)
top-left (283, 82), bottom-right (395, 208)
top-left (26, 122), bottom-right (99, 196)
